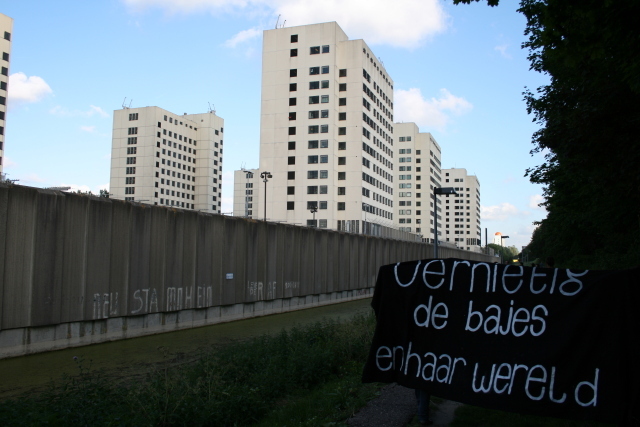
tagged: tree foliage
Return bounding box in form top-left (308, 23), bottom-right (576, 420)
top-left (455, 0), bottom-right (640, 269)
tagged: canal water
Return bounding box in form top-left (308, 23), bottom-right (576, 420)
top-left (0, 298), bottom-right (372, 399)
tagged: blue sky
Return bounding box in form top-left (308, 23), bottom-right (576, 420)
top-left (2, 0), bottom-right (548, 249)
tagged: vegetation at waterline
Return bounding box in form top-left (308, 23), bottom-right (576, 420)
top-left (455, 0), bottom-right (640, 269)
top-left (0, 314), bottom-right (378, 426)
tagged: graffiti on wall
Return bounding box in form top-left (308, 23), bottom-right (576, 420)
top-left (93, 293), bottom-right (119, 319)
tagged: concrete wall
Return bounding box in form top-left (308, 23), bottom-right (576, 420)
top-left (0, 184), bottom-right (493, 358)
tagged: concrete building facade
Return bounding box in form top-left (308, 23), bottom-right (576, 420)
top-left (233, 168), bottom-right (260, 219)
top-left (442, 168), bottom-right (482, 251)
top-left (258, 22), bottom-right (395, 232)
top-left (0, 13), bottom-right (13, 174)
top-left (110, 106), bottom-right (224, 213)
top-left (392, 122), bottom-right (443, 239)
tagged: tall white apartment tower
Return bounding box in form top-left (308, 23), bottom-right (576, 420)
top-left (110, 106), bottom-right (224, 213)
top-left (0, 13), bottom-right (13, 174)
top-left (392, 123), bottom-right (443, 238)
top-left (233, 168), bottom-right (260, 218)
top-left (442, 168), bottom-right (482, 251)
top-left (259, 22), bottom-right (395, 231)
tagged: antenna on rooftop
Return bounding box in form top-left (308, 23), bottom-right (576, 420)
top-left (129, 99), bottom-right (133, 108)
top-left (208, 102), bottom-right (216, 114)
top-left (122, 97), bottom-right (128, 109)
top-left (275, 14), bottom-right (280, 29)
top-left (282, 20), bottom-right (286, 28)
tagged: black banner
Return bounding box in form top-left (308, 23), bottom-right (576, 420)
top-left (362, 259), bottom-right (640, 425)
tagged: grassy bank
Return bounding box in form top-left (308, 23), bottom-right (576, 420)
top-left (0, 313), bottom-right (379, 426)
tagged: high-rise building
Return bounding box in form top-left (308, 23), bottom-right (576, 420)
top-left (0, 13), bottom-right (13, 175)
top-left (258, 22), bottom-right (395, 232)
top-left (233, 168), bottom-right (260, 219)
top-left (109, 106), bottom-right (224, 213)
top-left (392, 122), bottom-right (443, 238)
top-left (442, 168), bottom-right (482, 251)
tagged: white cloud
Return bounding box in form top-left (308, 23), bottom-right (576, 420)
top-left (80, 125), bottom-right (96, 133)
top-left (50, 104), bottom-right (110, 118)
top-left (62, 184), bottom-right (94, 194)
top-left (482, 202), bottom-right (528, 222)
top-left (494, 44), bottom-right (511, 59)
top-left (21, 173), bottom-right (47, 184)
top-left (8, 72), bottom-right (53, 106)
top-left (529, 194), bottom-right (545, 210)
top-left (1, 157), bottom-right (17, 168)
top-left (224, 27), bottom-right (262, 48)
top-left (122, 0), bottom-right (448, 48)
top-left (394, 88), bottom-right (472, 131)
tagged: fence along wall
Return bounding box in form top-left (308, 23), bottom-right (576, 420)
top-left (0, 185), bottom-right (493, 358)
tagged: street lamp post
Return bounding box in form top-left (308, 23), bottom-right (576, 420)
top-left (260, 171), bottom-right (272, 221)
top-left (433, 187), bottom-right (457, 258)
top-left (500, 235), bottom-right (510, 264)
top-left (309, 205), bottom-right (318, 227)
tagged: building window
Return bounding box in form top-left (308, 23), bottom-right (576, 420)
top-left (338, 142), bottom-right (346, 150)
top-left (338, 187), bottom-right (346, 195)
top-left (307, 201), bottom-right (317, 210)
top-left (309, 81), bottom-right (319, 90)
top-left (339, 83), bottom-right (347, 91)
top-left (288, 171), bottom-right (295, 179)
top-left (290, 68), bottom-right (297, 77)
top-left (310, 66), bottom-right (320, 75)
top-left (308, 170), bottom-right (318, 179)
top-left (320, 139), bottom-right (328, 148)
top-left (290, 48), bottom-right (298, 57)
top-left (339, 112), bottom-right (346, 120)
top-left (3, 32), bottom-right (10, 41)
top-left (310, 46), bottom-right (320, 54)
top-left (338, 172), bottom-right (346, 180)
top-left (309, 110), bottom-right (319, 119)
top-left (337, 202), bottom-right (345, 210)
top-left (320, 185), bottom-right (328, 194)
top-left (290, 83), bottom-right (297, 91)
top-left (289, 112), bottom-right (297, 121)
top-left (289, 97), bottom-right (297, 106)
top-left (307, 186), bottom-right (318, 194)
top-left (338, 157), bottom-right (346, 165)
top-left (291, 34), bottom-right (298, 43)
top-left (127, 137), bottom-right (137, 145)
top-left (308, 155), bottom-right (318, 164)
top-left (128, 127), bottom-right (138, 135)
top-left (289, 127), bottom-right (296, 135)
top-left (126, 167), bottom-right (136, 174)
top-left (320, 155), bottom-right (328, 163)
top-left (321, 65), bottom-right (329, 74)
top-left (309, 96), bottom-right (319, 104)
top-left (320, 170), bottom-right (328, 179)
top-left (321, 80), bottom-right (329, 88)
top-left (321, 110), bottom-right (329, 118)
top-left (308, 140), bottom-right (319, 149)
top-left (338, 127), bottom-right (346, 135)
top-left (288, 141), bottom-right (296, 150)
top-left (339, 98), bottom-right (346, 106)
top-left (287, 201), bottom-right (294, 210)
top-left (126, 157), bottom-right (136, 164)
top-left (127, 147), bottom-right (137, 154)
top-left (339, 69), bottom-right (347, 77)
top-left (321, 95), bottom-right (329, 103)
top-left (288, 156), bottom-right (295, 165)
top-left (287, 186), bottom-right (295, 195)
top-left (128, 113), bottom-right (138, 121)
top-left (322, 45), bottom-right (330, 53)
top-left (320, 125), bottom-right (328, 133)
top-left (125, 187), bottom-right (135, 195)
top-left (308, 125), bottom-right (319, 134)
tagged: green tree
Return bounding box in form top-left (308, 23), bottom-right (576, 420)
top-left (455, 0), bottom-right (640, 269)
top-left (99, 189), bottom-right (110, 198)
